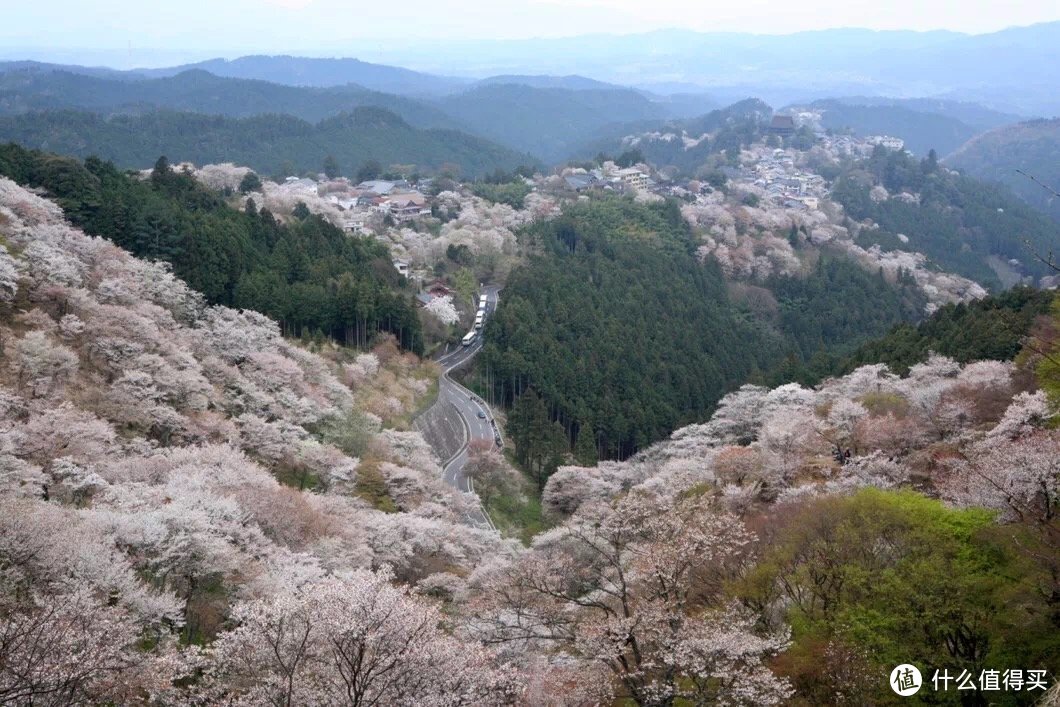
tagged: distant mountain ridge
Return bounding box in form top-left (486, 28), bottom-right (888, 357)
top-left (433, 83), bottom-right (673, 162)
top-left (801, 100), bottom-right (983, 156)
top-left (0, 107), bottom-right (536, 177)
top-left (0, 62), bottom-right (719, 163)
top-left (824, 96), bottom-right (1022, 131)
top-left (0, 67), bottom-right (463, 128)
top-left (132, 55), bottom-right (469, 96)
top-left (474, 74), bottom-right (619, 91)
top-left (356, 21), bottom-right (1060, 116)
top-left (7, 21), bottom-right (1060, 115)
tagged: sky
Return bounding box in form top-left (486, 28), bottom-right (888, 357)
top-left (2, 0), bottom-right (1059, 68)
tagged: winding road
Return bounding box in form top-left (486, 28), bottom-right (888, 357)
top-left (415, 285), bottom-right (503, 529)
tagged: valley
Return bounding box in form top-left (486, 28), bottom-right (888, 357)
top-left (0, 15), bottom-right (1059, 705)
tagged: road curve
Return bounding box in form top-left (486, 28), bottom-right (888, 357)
top-left (418, 285), bottom-right (503, 529)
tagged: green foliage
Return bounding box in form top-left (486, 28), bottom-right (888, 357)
top-left (356, 159), bottom-right (383, 182)
top-left (506, 389), bottom-right (570, 489)
top-left (0, 142), bottom-right (423, 352)
top-left (353, 462), bottom-right (398, 513)
top-left (765, 256), bottom-right (926, 363)
top-left (573, 424), bottom-right (598, 466)
top-left (739, 489), bottom-right (1060, 703)
top-left (480, 197), bottom-right (779, 460)
top-left (311, 409), bottom-right (375, 458)
top-left (469, 179), bottom-right (532, 209)
top-left (451, 268), bottom-right (476, 306)
top-left (238, 170), bottom-right (262, 193)
top-left (0, 107), bottom-right (536, 178)
top-left (821, 287), bottom-right (1055, 379)
top-left (615, 148), bottom-right (645, 168)
top-left (832, 146), bottom-right (1060, 287)
top-left (322, 154), bottom-right (340, 179)
top-left (485, 485), bottom-right (547, 546)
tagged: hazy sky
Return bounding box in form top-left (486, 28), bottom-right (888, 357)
top-left (3, 0), bottom-right (1059, 67)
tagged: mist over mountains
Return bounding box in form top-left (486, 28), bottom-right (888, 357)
top-left (7, 21), bottom-right (1060, 114)
top-left (3, 22), bottom-right (1060, 214)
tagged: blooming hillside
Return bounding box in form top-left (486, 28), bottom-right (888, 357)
top-left (0, 177), bottom-right (520, 703)
top-left (455, 354), bottom-right (1059, 702)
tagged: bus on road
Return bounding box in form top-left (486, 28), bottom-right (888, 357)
top-left (461, 331), bottom-right (476, 346)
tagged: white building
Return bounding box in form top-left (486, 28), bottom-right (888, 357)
top-left (615, 167), bottom-right (649, 190)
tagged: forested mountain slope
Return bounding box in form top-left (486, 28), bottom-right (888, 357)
top-left (476, 197), bottom-right (924, 466)
top-left (836, 286), bottom-right (1057, 375)
top-left (833, 145), bottom-right (1060, 288)
top-left (478, 198), bottom-right (774, 461)
top-left (0, 108), bottom-right (534, 178)
top-left (0, 67), bottom-right (463, 128)
top-left (535, 349), bottom-right (1060, 701)
top-left (6, 166), bottom-right (1056, 705)
top-left (0, 143), bottom-right (424, 351)
top-left (947, 118), bottom-right (1060, 223)
top-left (771, 286), bottom-right (1058, 384)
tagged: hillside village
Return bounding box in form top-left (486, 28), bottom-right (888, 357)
top-left (180, 119), bottom-right (1011, 328)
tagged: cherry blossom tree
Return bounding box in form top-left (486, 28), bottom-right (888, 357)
top-left (424, 294), bottom-right (460, 326)
top-left (9, 331), bottom-right (79, 398)
top-left (198, 569), bottom-right (520, 706)
top-left (0, 244), bottom-right (18, 303)
top-left (816, 398), bottom-right (868, 459)
top-left (467, 492), bottom-right (791, 704)
top-left (14, 403), bottom-right (117, 470)
top-left (987, 390), bottom-right (1054, 441)
top-left (0, 591), bottom-right (177, 706)
top-left (944, 431), bottom-right (1060, 528)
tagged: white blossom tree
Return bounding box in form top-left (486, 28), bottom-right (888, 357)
top-left (424, 294), bottom-right (460, 326)
top-left (199, 569), bottom-right (520, 705)
top-left (467, 492), bottom-right (791, 704)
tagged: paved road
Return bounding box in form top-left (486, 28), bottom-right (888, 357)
top-left (416, 285), bottom-right (503, 529)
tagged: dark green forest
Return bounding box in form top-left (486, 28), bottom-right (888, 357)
top-left (833, 145), bottom-right (1060, 288)
top-left (767, 286), bottom-right (1056, 385)
top-left (816, 287), bottom-right (1055, 380)
top-left (0, 143), bottom-right (423, 352)
top-left (478, 198), bottom-right (772, 463)
top-left (476, 197), bottom-right (929, 474)
top-left (763, 255), bottom-right (926, 364)
top-left (0, 107), bottom-right (534, 179)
